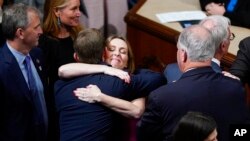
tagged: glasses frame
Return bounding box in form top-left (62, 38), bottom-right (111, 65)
top-left (229, 33), bottom-right (235, 41)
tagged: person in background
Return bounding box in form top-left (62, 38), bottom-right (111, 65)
top-left (173, 112), bottom-right (218, 141)
top-left (55, 28), bottom-right (165, 141)
top-left (0, 0), bottom-right (3, 21)
top-left (165, 15), bottom-right (232, 83)
top-left (79, 0), bottom-right (128, 37)
top-left (128, 0), bottom-right (138, 9)
top-left (230, 37), bottom-right (250, 84)
top-left (39, 0), bottom-right (83, 140)
top-left (0, 0), bottom-right (5, 46)
top-left (59, 35), bottom-right (151, 141)
top-left (13, 0), bottom-right (44, 15)
top-left (41, 0), bottom-right (83, 90)
top-left (199, 0), bottom-right (250, 28)
top-left (0, 3), bottom-right (48, 141)
top-left (137, 25), bottom-right (250, 141)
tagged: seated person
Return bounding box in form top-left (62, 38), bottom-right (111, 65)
top-left (199, 0), bottom-right (250, 28)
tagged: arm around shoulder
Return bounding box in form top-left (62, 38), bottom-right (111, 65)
top-left (58, 63), bottom-right (130, 83)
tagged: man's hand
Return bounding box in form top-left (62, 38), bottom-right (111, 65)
top-left (222, 71), bottom-right (240, 81)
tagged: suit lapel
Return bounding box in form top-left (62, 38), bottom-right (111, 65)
top-left (2, 44), bottom-right (33, 102)
top-left (29, 48), bottom-right (47, 89)
top-left (30, 53), bottom-right (43, 78)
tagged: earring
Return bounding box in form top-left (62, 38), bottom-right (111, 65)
top-left (57, 17), bottom-right (61, 27)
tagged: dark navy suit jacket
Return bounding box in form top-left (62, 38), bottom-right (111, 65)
top-left (137, 67), bottom-right (250, 141)
top-left (0, 44), bottom-right (47, 141)
top-left (55, 69), bottom-right (166, 141)
top-left (230, 36), bottom-right (250, 84)
top-left (164, 61), bottom-right (222, 83)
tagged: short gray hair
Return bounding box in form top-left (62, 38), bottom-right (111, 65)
top-left (2, 3), bottom-right (41, 40)
top-left (199, 15), bottom-right (231, 51)
top-left (177, 25), bottom-right (215, 61)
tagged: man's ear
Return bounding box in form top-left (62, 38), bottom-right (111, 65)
top-left (16, 28), bottom-right (24, 39)
top-left (181, 49), bottom-right (187, 63)
top-left (102, 51), bottom-right (105, 62)
top-left (73, 53), bottom-right (79, 62)
top-left (218, 40), bottom-right (229, 56)
top-left (220, 40), bottom-right (229, 53)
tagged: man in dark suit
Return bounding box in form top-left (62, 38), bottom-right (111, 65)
top-left (230, 37), bottom-right (250, 85)
top-left (164, 15), bottom-right (231, 83)
top-left (54, 28), bottom-right (165, 141)
top-left (0, 4), bottom-right (48, 141)
top-left (137, 25), bottom-right (250, 141)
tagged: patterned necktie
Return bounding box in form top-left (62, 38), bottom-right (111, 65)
top-left (24, 56), bottom-right (47, 135)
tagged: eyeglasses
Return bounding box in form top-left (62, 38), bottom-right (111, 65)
top-left (229, 33), bottom-right (235, 41)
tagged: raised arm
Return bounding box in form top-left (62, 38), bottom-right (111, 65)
top-left (58, 63), bottom-right (130, 83)
top-left (74, 85), bottom-right (145, 118)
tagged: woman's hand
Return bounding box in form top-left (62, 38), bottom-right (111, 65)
top-left (103, 66), bottom-right (130, 83)
top-left (74, 85), bottom-right (103, 103)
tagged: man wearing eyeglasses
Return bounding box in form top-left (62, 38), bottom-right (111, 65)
top-left (164, 15), bottom-right (232, 83)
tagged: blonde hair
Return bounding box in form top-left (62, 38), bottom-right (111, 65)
top-left (43, 0), bottom-right (83, 39)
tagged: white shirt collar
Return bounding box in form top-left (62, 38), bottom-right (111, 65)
top-left (212, 58), bottom-right (220, 66)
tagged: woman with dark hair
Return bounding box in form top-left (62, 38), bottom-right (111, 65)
top-left (173, 112), bottom-right (218, 141)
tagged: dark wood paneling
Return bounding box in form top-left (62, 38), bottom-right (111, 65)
top-left (125, 0), bottom-right (235, 72)
top-left (125, 0), bottom-right (179, 72)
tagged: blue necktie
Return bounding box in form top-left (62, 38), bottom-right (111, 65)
top-left (24, 56), bottom-right (47, 134)
top-left (24, 56), bottom-right (37, 94)
top-left (227, 0), bottom-right (238, 12)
